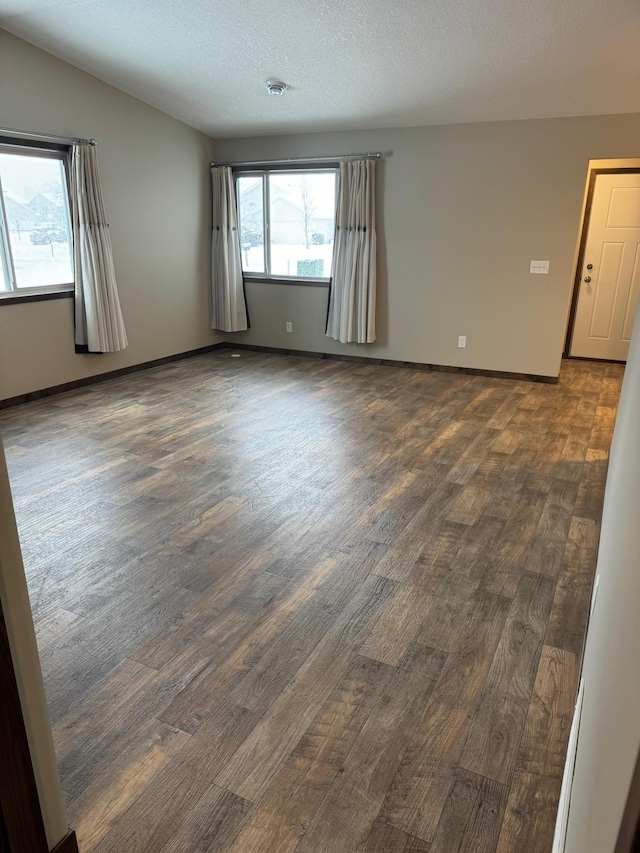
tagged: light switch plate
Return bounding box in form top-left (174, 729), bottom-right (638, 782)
top-left (530, 260), bottom-right (550, 274)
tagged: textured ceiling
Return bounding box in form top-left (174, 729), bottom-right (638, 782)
top-left (1, 0), bottom-right (640, 138)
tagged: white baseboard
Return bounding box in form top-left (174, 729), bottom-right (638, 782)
top-left (552, 678), bottom-right (585, 853)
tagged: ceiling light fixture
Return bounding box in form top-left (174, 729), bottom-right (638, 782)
top-left (266, 80), bottom-right (287, 96)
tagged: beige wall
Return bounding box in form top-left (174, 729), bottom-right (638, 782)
top-left (3, 28), bottom-right (640, 388)
top-left (0, 30), bottom-right (221, 401)
top-left (216, 115), bottom-right (640, 377)
top-left (0, 435), bottom-right (68, 848)
top-left (561, 302), bottom-right (640, 853)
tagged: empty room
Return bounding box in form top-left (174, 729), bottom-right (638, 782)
top-left (0, 2), bottom-right (639, 852)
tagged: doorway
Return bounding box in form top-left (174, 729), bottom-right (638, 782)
top-left (567, 162), bottom-right (640, 362)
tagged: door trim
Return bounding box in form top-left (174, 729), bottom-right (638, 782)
top-left (50, 831), bottom-right (79, 853)
top-left (564, 160), bottom-right (640, 359)
top-left (613, 742), bottom-right (640, 853)
top-left (0, 595), bottom-right (49, 852)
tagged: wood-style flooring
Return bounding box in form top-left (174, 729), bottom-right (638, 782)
top-left (0, 351), bottom-right (624, 852)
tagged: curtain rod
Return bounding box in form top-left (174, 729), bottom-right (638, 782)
top-left (210, 152), bottom-right (383, 168)
top-left (0, 126), bottom-right (95, 145)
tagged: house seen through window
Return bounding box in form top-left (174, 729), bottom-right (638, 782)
top-left (236, 169), bottom-right (337, 281)
top-left (0, 145), bottom-right (73, 295)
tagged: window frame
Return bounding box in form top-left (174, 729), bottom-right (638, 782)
top-left (234, 165), bottom-right (339, 287)
top-left (0, 139), bottom-right (74, 303)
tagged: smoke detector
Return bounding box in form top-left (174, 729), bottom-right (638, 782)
top-left (266, 80), bottom-right (287, 96)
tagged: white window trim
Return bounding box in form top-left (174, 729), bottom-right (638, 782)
top-left (0, 142), bottom-right (74, 299)
top-left (235, 166), bottom-right (338, 285)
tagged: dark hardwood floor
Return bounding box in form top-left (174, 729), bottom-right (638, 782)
top-left (0, 351), bottom-right (624, 852)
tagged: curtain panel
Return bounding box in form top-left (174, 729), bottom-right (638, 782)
top-left (326, 159), bottom-right (377, 344)
top-left (71, 143), bottom-right (128, 354)
top-left (210, 166), bottom-right (248, 333)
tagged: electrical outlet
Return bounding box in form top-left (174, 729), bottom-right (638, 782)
top-left (530, 260), bottom-right (549, 274)
top-left (458, 336), bottom-right (467, 348)
top-left (286, 322), bottom-right (293, 333)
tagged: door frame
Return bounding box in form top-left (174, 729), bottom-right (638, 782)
top-left (0, 433), bottom-right (79, 853)
top-left (0, 594), bottom-right (49, 851)
top-left (564, 158), bottom-right (640, 360)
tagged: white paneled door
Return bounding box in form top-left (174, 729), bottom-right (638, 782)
top-left (570, 172), bottom-right (640, 361)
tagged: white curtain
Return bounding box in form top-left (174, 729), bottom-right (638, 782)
top-left (71, 143), bottom-right (128, 353)
top-left (326, 159), bottom-right (377, 344)
top-left (211, 166), bottom-right (248, 332)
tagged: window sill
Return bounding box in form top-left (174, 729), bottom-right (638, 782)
top-left (244, 276), bottom-right (330, 288)
top-left (0, 288), bottom-right (74, 306)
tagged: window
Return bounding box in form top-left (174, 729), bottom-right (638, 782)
top-left (0, 144), bottom-right (73, 297)
top-left (236, 169), bottom-right (337, 282)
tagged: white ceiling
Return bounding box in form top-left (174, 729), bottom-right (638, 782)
top-left (1, 0), bottom-right (640, 138)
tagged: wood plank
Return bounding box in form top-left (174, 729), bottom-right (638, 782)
top-left (449, 513), bottom-right (506, 583)
top-left (379, 590), bottom-right (511, 841)
top-left (157, 562), bottom-right (339, 733)
top-left (414, 519), bottom-right (469, 578)
top-left (554, 425), bottom-right (591, 482)
top-left (473, 450), bottom-right (509, 489)
top-left (523, 479), bottom-right (579, 577)
top-left (294, 644), bottom-right (446, 853)
top-left (545, 515), bottom-right (598, 656)
top-left (227, 655), bottom-right (393, 853)
top-left (517, 645), bottom-right (578, 779)
top-left (343, 469), bottom-right (424, 547)
top-left (598, 375), bottom-right (624, 408)
top-left (445, 426), bottom-right (501, 485)
top-left (586, 405), bottom-right (618, 459)
top-left (571, 396), bottom-right (599, 429)
top-left (428, 768), bottom-right (509, 853)
top-left (92, 700), bottom-right (260, 853)
top-left (215, 575), bottom-right (397, 802)
top-left (491, 427), bottom-right (522, 455)
top-left (40, 581), bottom-right (198, 722)
top-left (372, 516), bottom-right (465, 584)
top-left (132, 528), bottom-right (321, 670)
top-left (433, 422), bottom-right (478, 466)
top-left (230, 544), bottom-right (385, 713)
top-left (573, 458), bottom-right (608, 520)
top-left (480, 487), bottom-right (548, 598)
top-left (412, 421), bottom-right (464, 468)
top-left (495, 771), bottom-right (561, 853)
top-left (362, 822), bottom-right (431, 852)
top-left (486, 394), bottom-right (524, 430)
top-left (68, 720), bottom-right (191, 850)
top-left (458, 572), bottom-right (556, 785)
top-left (415, 515), bottom-right (507, 653)
top-left (362, 467), bottom-right (452, 546)
top-left (446, 482), bottom-right (490, 526)
top-left (59, 636), bottom-right (259, 802)
top-left (415, 576), bottom-right (478, 653)
top-left (484, 462), bottom-right (528, 521)
top-left (360, 568), bottom-right (443, 666)
top-left (155, 785), bottom-right (252, 853)
top-left (34, 608), bottom-right (82, 652)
